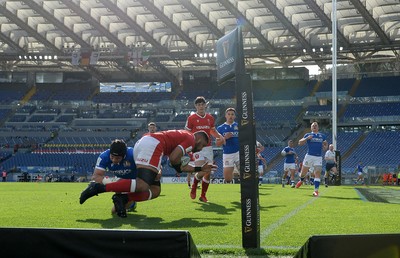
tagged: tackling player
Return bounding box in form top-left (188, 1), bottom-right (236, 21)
top-left (80, 129), bottom-right (216, 217)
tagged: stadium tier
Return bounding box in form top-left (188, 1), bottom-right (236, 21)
top-left (0, 75), bottom-right (400, 182)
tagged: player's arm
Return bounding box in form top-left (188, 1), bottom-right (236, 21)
top-left (298, 135), bottom-right (311, 146)
top-left (169, 146), bottom-right (216, 173)
top-left (91, 168), bottom-right (106, 183)
top-left (211, 127), bottom-right (226, 145)
top-left (261, 156), bottom-right (267, 167)
top-left (215, 127), bottom-right (226, 147)
top-left (322, 140), bottom-right (328, 151)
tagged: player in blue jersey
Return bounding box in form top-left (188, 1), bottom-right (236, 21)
top-left (216, 108), bottom-right (240, 183)
top-left (93, 139), bottom-right (138, 214)
top-left (84, 139), bottom-right (161, 216)
top-left (281, 140), bottom-right (298, 188)
top-left (256, 142), bottom-right (268, 186)
top-left (354, 161), bottom-right (365, 185)
top-left (296, 122), bottom-right (328, 197)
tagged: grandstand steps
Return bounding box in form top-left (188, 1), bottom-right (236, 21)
top-left (87, 87), bottom-right (100, 101)
top-left (265, 125), bottom-right (308, 173)
top-left (337, 78), bottom-right (362, 119)
top-left (309, 80), bottom-right (322, 96)
top-left (21, 86), bottom-right (36, 104)
top-left (348, 78), bottom-right (361, 97)
top-left (341, 131), bottom-right (368, 161)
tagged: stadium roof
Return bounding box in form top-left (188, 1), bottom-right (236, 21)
top-left (0, 0), bottom-right (399, 82)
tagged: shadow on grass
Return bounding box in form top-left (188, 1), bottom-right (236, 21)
top-left (244, 247), bottom-right (270, 257)
top-left (259, 204), bottom-right (286, 211)
top-left (195, 201), bottom-right (238, 215)
top-left (77, 215), bottom-right (227, 229)
top-left (319, 195), bottom-right (360, 201)
top-left (231, 201), bottom-right (285, 212)
top-left (258, 185), bottom-right (275, 190)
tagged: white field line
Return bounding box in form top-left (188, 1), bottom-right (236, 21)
top-left (197, 189), bottom-right (327, 250)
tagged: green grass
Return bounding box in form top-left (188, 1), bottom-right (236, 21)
top-left (0, 182), bottom-right (399, 256)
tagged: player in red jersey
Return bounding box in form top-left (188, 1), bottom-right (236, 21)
top-left (185, 96), bottom-right (225, 203)
top-left (79, 129), bottom-right (216, 217)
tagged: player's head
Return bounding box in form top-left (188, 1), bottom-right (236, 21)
top-left (225, 107), bottom-right (236, 122)
top-left (311, 122), bottom-right (319, 132)
top-left (194, 96), bottom-right (207, 114)
top-left (110, 139), bottom-right (127, 164)
top-left (148, 122), bottom-right (157, 133)
top-left (329, 144), bottom-right (334, 151)
top-left (193, 131), bottom-right (210, 153)
top-left (288, 139), bottom-right (294, 147)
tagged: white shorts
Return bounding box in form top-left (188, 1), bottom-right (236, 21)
top-left (284, 163), bottom-right (296, 171)
top-left (223, 152), bottom-right (239, 168)
top-left (357, 172), bottom-right (363, 176)
top-left (133, 136), bottom-right (163, 170)
top-left (302, 154), bottom-right (322, 168)
top-left (258, 165), bottom-right (264, 174)
top-left (192, 146), bottom-right (214, 164)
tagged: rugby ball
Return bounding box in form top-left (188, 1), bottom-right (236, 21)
top-left (281, 151), bottom-right (287, 157)
top-left (181, 156), bottom-right (191, 167)
top-left (102, 176), bottom-right (120, 185)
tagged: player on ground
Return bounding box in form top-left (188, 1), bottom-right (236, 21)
top-left (88, 139), bottom-right (144, 215)
top-left (80, 130), bottom-right (215, 217)
top-left (296, 122), bottom-right (328, 197)
top-left (324, 144), bottom-right (337, 187)
top-left (281, 140), bottom-right (298, 188)
top-left (216, 108), bottom-right (239, 183)
top-left (186, 96), bottom-right (225, 202)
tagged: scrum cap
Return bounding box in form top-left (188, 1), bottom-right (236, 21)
top-left (110, 139), bottom-right (127, 157)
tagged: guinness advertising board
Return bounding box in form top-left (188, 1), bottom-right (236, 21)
top-left (236, 73), bottom-right (260, 248)
top-left (216, 28), bottom-right (238, 84)
top-left (217, 26), bottom-right (260, 248)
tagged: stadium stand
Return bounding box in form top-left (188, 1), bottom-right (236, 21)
top-left (1, 73), bottom-right (400, 184)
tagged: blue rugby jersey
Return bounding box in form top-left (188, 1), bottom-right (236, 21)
top-left (217, 122), bottom-right (239, 154)
top-left (303, 132), bottom-right (327, 157)
top-left (95, 147), bottom-right (137, 179)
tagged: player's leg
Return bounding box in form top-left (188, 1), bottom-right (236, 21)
top-left (296, 156), bottom-right (311, 188)
top-left (223, 153), bottom-right (236, 183)
top-left (282, 163), bottom-right (289, 187)
top-left (191, 171), bottom-right (203, 199)
top-left (313, 166), bottom-right (322, 197)
top-left (200, 171), bottom-right (211, 202)
top-left (224, 167), bottom-right (235, 183)
top-left (190, 151), bottom-right (204, 199)
top-left (187, 173), bottom-right (191, 189)
top-left (193, 146), bottom-right (213, 202)
top-left (289, 168), bottom-right (296, 188)
top-left (330, 166), bottom-right (337, 185)
top-left (324, 164), bottom-right (330, 186)
top-left (258, 165), bottom-right (264, 186)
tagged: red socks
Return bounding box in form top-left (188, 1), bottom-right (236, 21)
top-left (201, 179), bottom-right (209, 197)
top-left (105, 179), bottom-right (132, 192)
top-left (127, 191), bottom-right (151, 202)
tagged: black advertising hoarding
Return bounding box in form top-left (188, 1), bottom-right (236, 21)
top-left (228, 26), bottom-right (260, 248)
top-left (217, 26), bottom-right (259, 248)
top-left (216, 28), bottom-right (238, 84)
top-left (237, 73), bottom-right (260, 249)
